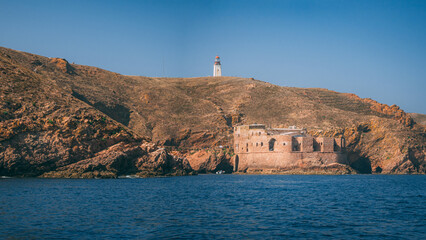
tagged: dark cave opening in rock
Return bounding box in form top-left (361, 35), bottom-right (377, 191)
top-left (350, 156), bottom-right (372, 174)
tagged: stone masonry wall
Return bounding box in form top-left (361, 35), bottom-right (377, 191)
top-left (233, 125), bottom-right (347, 172)
top-left (235, 152), bottom-right (348, 172)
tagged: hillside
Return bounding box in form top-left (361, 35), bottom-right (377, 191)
top-left (0, 46), bottom-right (424, 175)
top-left (410, 113), bottom-right (426, 126)
top-left (0, 47), bottom-right (193, 178)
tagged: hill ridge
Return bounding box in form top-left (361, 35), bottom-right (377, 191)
top-left (0, 46), bottom-right (424, 175)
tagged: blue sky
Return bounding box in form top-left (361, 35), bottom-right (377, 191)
top-left (1, 0), bottom-right (425, 113)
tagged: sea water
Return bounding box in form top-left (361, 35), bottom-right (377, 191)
top-left (0, 175), bottom-right (425, 239)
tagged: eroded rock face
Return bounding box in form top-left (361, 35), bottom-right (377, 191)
top-left (0, 47), bottom-right (194, 178)
top-left (41, 143), bottom-right (194, 178)
top-left (1, 46), bottom-right (424, 175)
top-left (41, 143), bottom-right (142, 178)
top-left (344, 93), bottom-right (414, 127)
top-left (186, 149), bottom-right (233, 173)
top-left (49, 58), bottom-right (75, 75)
top-left (311, 119), bottom-right (426, 174)
top-left (136, 148), bottom-right (194, 177)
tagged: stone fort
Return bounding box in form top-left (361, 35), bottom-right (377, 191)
top-left (233, 124), bottom-right (347, 172)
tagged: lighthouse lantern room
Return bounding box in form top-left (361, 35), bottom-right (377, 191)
top-left (213, 56), bottom-right (222, 77)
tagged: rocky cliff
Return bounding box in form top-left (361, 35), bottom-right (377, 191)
top-left (0, 48), bottom-right (194, 178)
top-left (0, 46), bottom-right (424, 175)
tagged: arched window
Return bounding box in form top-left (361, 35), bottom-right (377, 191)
top-left (269, 139), bottom-right (276, 151)
top-left (261, 142), bottom-right (263, 146)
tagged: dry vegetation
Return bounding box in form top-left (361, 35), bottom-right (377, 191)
top-left (410, 113), bottom-right (426, 126)
top-left (0, 46), bottom-right (424, 175)
top-left (0, 47), bottom-right (193, 177)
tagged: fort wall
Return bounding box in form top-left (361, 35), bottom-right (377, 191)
top-left (235, 152), bottom-right (348, 171)
top-left (233, 124), bottom-right (347, 172)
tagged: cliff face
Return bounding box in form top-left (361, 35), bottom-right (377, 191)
top-left (310, 120), bottom-right (425, 174)
top-left (0, 48), bottom-right (194, 178)
top-left (0, 46), bottom-right (424, 175)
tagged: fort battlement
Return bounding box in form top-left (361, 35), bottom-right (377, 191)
top-left (233, 124), bottom-right (347, 172)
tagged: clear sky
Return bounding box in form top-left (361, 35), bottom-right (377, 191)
top-left (1, 0), bottom-right (425, 113)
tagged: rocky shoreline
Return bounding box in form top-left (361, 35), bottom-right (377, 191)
top-left (0, 46), bottom-right (424, 177)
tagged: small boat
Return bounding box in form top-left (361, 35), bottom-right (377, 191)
top-left (216, 170), bottom-right (225, 174)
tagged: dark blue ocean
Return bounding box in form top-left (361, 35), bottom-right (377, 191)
top-left (0, 175), bottom-right (425, 239)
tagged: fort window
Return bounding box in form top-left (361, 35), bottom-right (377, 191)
top-left (313, 139), bottom-right (320, 152)
top-left (261, 142), bottom-right (263, 146)
top-left (269, 138), bottom-right (276, 151)
top-left (246, 143), bottom-right (249, 152)
top-left (256, 143), bottom-right (258, 147)
top-left (283, 142), bottom-right (286, 146)
top-left (293, 143), bottom-right (300, 151)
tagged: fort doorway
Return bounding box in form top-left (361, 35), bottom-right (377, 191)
top-left (234, 155), bottom-right (239, 172)
top-left (269, 138), bottom-right (276, 151)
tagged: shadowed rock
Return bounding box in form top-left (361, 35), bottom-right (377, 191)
top-left (0, 46), bottom-right (424, 175)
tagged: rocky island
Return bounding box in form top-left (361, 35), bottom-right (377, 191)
top-left (0, 46), bottom-right (424, 177)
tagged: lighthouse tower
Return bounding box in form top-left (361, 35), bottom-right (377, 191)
top-left (213, 56), bottom-right (222, 77)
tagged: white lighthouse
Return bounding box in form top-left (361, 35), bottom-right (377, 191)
top-left (213, 56), bottom-right (222, 77)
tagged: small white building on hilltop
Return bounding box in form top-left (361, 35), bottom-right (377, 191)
top-left (213, 56), bottom-right (221, 77)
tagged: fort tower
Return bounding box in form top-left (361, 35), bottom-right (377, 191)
top-left (213, 56), bottom-right (222, 76)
